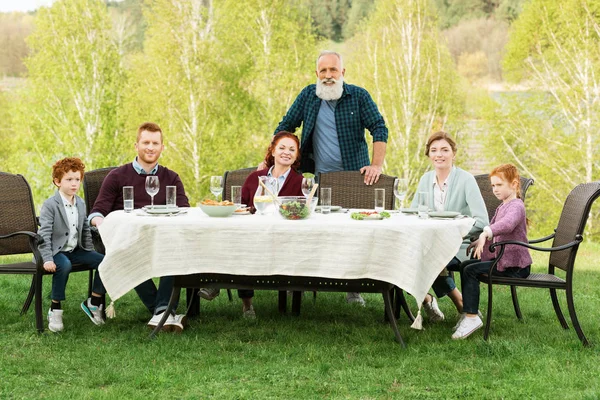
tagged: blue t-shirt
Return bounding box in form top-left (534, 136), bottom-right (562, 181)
top-left (312, 100), bottom-right (343, 175)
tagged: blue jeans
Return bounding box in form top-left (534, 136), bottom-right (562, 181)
top-left (460, 259), bottom-right (530, 314)
top-left (134, 277), bottom-right (178, 315)
top-left (431, 257), bottom-right (460, 298)
top-left (51, 248), bottom-right (105, 301)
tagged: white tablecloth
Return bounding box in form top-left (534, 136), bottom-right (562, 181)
top-left (98, 208), bottom-right (474, 305)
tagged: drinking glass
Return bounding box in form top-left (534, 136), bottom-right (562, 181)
top-left (145, 176), bottom-right (160, 209)
top-left (393, 178), bottom-right (408, 209)
top-left (374, 188), bottom-right (385, 212)
top-left (210, 176), bottom-right (223, 200)
top-left (231, 185), bottom-right (242, 208)
top-left (320, 187), bottom-right (332, 214)
top-left (123, 186), bottom-right (134, 213)
top-left (253, 176), bottom-right (277, 215)
top-left (417, 191), bottom-right (429, 219)
top-left (166, 186), bottom-right (176, 208)
top-left (301, 177), bottom-right (315, 198)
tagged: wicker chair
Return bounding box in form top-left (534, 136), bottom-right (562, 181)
top-left (0, 172), bottom-right (97, 332)
top-left (223, 167), bottom-right (255, 203)
top-left (474, 174), bottom-right (534, 222)
top-left (477, 182), bottom-right (600, 346)
top-left (318, 170), bottom-right (397, 210)
top-left (83, 167), bottom-right (117, 254)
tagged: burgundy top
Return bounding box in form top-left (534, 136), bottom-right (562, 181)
top-left (91, 163), bottom-right (190, 217)
top-left (482, 198), bottom-right (532, 271)
top-left (242, 169), bottom-right (303, 213)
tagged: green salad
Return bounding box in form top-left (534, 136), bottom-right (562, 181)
top-left (350, 211), bottom-right (391, 220)
top-left (279, 201), bottom-right (310, 220)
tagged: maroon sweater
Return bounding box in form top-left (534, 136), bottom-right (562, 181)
top-left (91, 163), bottom-right (190, 217)
top-left (242, 169), bottom-right (303, 213)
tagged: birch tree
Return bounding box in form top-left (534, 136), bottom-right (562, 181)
top-left (349, 0), bottom-right (463, 200)
top-left (124, 0), bottom-right (315, 202)
top-left (9, 0), bottom-right (124, 199)
top-left (500, 0), bottom-right (600, 237)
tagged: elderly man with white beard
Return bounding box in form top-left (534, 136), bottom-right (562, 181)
top-left (274, 50), bottom-right (388, 186)
top-left (274, 51), bottom-right (388, 306)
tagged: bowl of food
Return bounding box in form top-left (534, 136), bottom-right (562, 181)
top-left (198, 199), bottom-right (238, 218)
top-left (277, 196), bottom-right (311, 220)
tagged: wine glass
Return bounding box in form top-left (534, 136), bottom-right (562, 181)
top-left (145, 175), bottom-right (160, 209)
top-left (393, 178), bottom-right (408, 209)
top-left (210, 176), bottom-right (223, 200)
top-left (301, 177), bottom-right (315, 198)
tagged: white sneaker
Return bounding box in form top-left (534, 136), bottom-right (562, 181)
top-left (198, 288), bottom-right (220, 301)
top-left (243, 305), bottom-right (256, 319)
top-left (346, 292), bottom-right (366, 306)
top-left (423, 296), bottom-right (445, 322)
top-left (452, 315), bottom-right (483, 339)
top-left (47, 309), bottom-right (64, 332)
top-left (165, 314), bottom-right (187, 333)
top-left (147, 311), bottom-right (171, 331)
top-left (454, 310), bottom-right (484, 330)
top-left (81, 298), bottom-right (105, 326)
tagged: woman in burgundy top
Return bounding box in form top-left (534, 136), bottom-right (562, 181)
top-left (454, 164), bottom-right (532, 339)
top-left (241, 131), bottom-right (303, 214)
top-left (238, 131), bottom-right (303, 318)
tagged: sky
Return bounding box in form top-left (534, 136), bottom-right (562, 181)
top-left (0, 0), bottom-right (55, 13)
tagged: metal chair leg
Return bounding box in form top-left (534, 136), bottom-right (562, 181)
top-left (34, 273), bottom-right (44, 333)
top-left (381, 290), bottom-right (405, 347)
top-left (291, 291), bottom-right (302, 316)
top-left (397, 288), bottom-right (415, 323)
top-left (186, 288), bottom-right (200, 317)
top-left (566, 285), bottom-right (590, 346)
top-left (483, 283), bottom-right (494, 341)
top-left (21, 276), bottom-right (36, 315)
top-left (510, 286), bottom-right (522, 320)
top-left (227, 289), bottom-right (233, 301)
top-left (278, 291), bottom-right (287, 314)
top-left (550, 288), bottom-right (569, 329)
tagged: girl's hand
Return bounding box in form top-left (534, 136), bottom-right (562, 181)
top-left (473, 233), bottom-right (488, 259)
top-left (43, 261), bottom-right (56, 273)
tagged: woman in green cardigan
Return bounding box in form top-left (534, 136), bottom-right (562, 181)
top-left (411, 131), bottom-right (489, 323)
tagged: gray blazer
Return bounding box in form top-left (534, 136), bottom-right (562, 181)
top-left (38, 191), bottom-right (94, 263)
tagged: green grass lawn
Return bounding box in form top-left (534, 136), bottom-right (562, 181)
top-left (2, 244), bottom-right (600, 399)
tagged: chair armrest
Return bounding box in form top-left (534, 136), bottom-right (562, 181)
top-left (489, 234), bottom-right (582, 253)
top-left (0, 231), bottom-right (45, 270)
top-left (528, 230), bottom-right (556, 244)
top-left (0, 230), bottom-right (44, 245)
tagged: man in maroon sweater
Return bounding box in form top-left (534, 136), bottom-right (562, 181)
top-left (89, 122), bottom-right (190, 332)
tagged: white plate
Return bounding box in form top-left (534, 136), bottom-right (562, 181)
top-left (315, 205), bottom-right (342, 212)
top-left (142, 206), bottom-right (181, 215)
top-left (428, 211), bottom-right (461, 218)
top-left (400, 208), bottom-right (419, 214)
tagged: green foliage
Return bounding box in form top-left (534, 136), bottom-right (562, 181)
top-left (500, 0), bottom-right (600, 237)
top-left (434, 0), bottom-right (527, 29)
top-left (0, 13), bottom-right (34, 77)
top-left (349, 0), bottom-right (465, 200)
top-left (123, 0), bottom-right (316, 203)
top-left (10, 0), bottom-right (126, 203)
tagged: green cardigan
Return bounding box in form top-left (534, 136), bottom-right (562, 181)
top-left (411, 166), bottom-right (489, 261)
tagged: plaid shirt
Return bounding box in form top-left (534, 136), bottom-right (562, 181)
top-left (275, 83), bottom-right (388, 173)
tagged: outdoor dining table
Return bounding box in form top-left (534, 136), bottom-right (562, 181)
top-left (98, 207), bottom-right (474, 345)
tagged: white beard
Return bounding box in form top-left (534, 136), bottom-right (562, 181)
top-left (315, 76), bottom-right (344, 100)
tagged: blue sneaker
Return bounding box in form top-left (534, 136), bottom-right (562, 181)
top-left (81, 298), bottom-right (105, 326)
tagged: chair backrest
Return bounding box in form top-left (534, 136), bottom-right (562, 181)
top-left (474, 174), bottom-right (534, 220)
top-left (83, 167), bottom-right (117, 214)
top-left (0, 172), bottom-right (38, 256)
top-left (549, 182), bottom-right (600, 272)
top-left (318, 171), bottom-right (397, 209)
top-left (223, 167), bottom-right (255, 202)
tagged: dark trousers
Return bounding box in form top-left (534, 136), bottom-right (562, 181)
top-left (238, 290), bottom-right (254, 299)
top-left (460, 259), bottom-right (530, 314)
top-left (431, 257), bottom-right (460, 298)
top-left (134, 276), bottom-right (178, 315)
top-left (52, 248), bottom-right (105, 301)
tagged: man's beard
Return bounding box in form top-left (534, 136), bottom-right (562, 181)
top-left (316, 76), bottom-right (344, 100)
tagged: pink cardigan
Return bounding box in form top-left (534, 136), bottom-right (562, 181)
top-left (482, 198), bottom-right (532, 271)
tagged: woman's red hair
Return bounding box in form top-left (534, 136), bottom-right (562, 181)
top-left (263, 131), bottom-right (301, 170)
